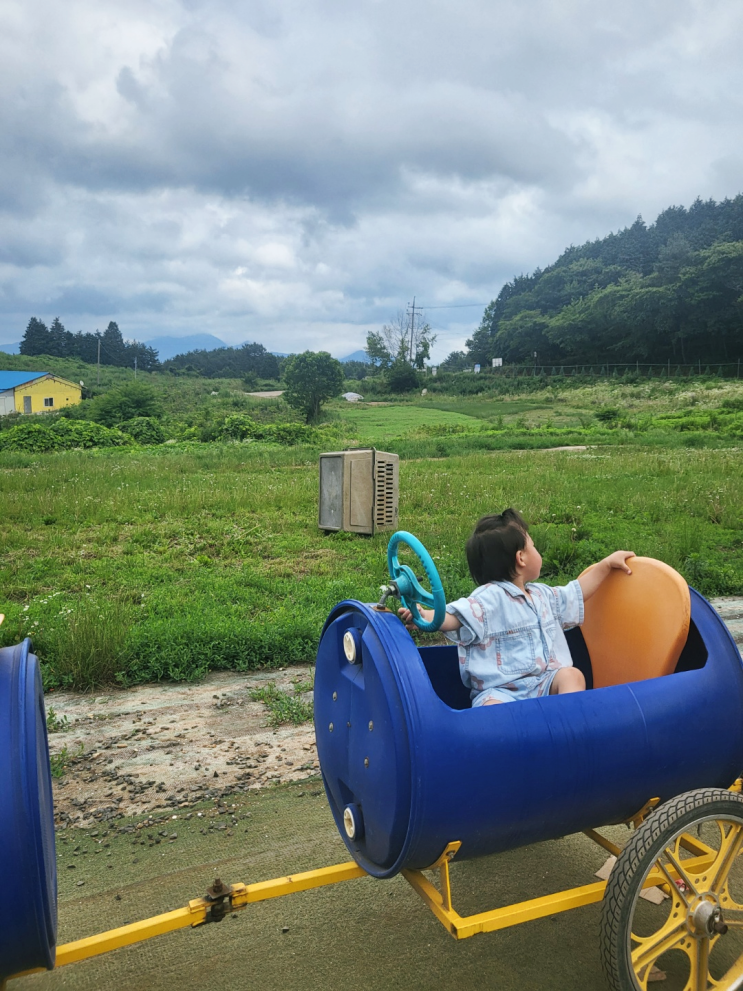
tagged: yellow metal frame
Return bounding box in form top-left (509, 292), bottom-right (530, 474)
top-left (12, 862), bottom-right (367, 979)
top-left (8, 783), bottom-right (742, 983)
top-left (402, 833), bottom-right (719, 940)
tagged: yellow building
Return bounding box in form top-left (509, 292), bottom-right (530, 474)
top-left (0, 371), bottom-right (83, 415)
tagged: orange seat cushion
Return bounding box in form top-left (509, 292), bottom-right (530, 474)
top-left (578, 557), bottom-right (690, 689)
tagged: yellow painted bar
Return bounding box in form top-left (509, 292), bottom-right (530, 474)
top-left (44, 862), bottom-right (365, 971)
top-left (402, 869), bottom-right (609, 938)
top-left (582, 829), bottom-right (623, 857)
top-left (402, 850), bottom-right (718, 940)
top-left (232, 861), bottom-right (366, 907)
top-left (55, 904), bottom-right (205, 967)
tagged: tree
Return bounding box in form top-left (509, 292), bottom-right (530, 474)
top-left (20, 318), bottom-right (50, 356)
top-left (48, 317), bottom-right (72, 357)
top-left (365, 310), bottom-right (436, 370)
top-left (239, 341), bottom-right (280, 379)
top-left (101, 321), bottom-right (127, 366)
top-left (283, 351), bottom-right (344, 422)
top-left (439, 350), bottom-right (469, 371)
top-left (364, 332), bottom-right (393, 371)
top-left (125, 340), bottom-right (160, 372)
top-left (386, 359), bottom-right (419, 393)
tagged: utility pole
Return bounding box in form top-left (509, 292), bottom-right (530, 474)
top-left (134, 355), bottom-right (137, 379)
top-left (97, 338), bottom-right (101, 386)
top-left (408, 297), bottom-right (416, 364)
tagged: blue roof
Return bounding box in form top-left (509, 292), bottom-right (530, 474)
top-left (0, 371), bottom-right (49, 391)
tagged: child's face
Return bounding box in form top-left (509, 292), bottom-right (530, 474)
top-left (520, 534), bottom-right (542, 583)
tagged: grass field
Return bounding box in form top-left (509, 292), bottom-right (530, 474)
top-left (336, 404), bottom-right (481, 441)
top-left (1, 409), bottom-right (741, 688)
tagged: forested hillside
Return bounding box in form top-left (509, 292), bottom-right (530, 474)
top-left (465, 196), bottom-right (743, 367)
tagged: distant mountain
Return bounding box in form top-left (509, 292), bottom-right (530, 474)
top-left (340, 349), bottom-right (371, 363)
top-left (0, 341), bottom-right (21, 355)
top-left (143, 334), bottom-right (228, 361)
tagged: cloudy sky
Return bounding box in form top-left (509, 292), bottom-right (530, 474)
top-left (1, 0), bottom-right (742, 360)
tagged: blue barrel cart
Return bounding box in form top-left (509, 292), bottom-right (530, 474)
top-left (0, 639), bottom-right (57, 980)
top-left (3, 534), bottom-right (743, 991)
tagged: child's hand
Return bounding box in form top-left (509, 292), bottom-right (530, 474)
top-left (398, 606), bottom-right (415, 628)
top-left (397, 605), bottom-right (433, 628)
top-left (605, 550), bottom-right (635, 574)
top-left (579, 550), bottom-right (635, 601)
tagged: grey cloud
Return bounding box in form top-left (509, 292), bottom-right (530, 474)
top-left (0, 0), bottom-right (742, 356)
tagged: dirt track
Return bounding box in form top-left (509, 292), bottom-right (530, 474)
top-left (46, 597), bottom-right (743, 831)
top-left (47, 666), bottom-right (316, 828)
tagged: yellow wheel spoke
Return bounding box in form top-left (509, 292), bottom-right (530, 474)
top-left (708, 823), bottom-right (743, 895)
top-left (631, 916), bottom-right (689, 974)
top-left (663, 844), bottom-right (701, 900)
top-left (685, 936), bottom-right (710, 991)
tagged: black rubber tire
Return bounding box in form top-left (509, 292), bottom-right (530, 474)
top-left (600, 788), bottom-right (743, 991)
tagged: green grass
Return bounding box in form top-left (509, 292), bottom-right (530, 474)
top-left (2, 377), bottom-right (743, 689)
top-left (337, 404), bottom-right (480, 441)
top-left (249, 679), bottom-right (314, 726)
top-left (49, 742), bottom-right (84, 778)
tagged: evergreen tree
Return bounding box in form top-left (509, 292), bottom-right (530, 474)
top-left (101, 321), bottom-right (127, 366)
top-left (48, 317), bottom-right (72, 357)
top-left (20, 318), bottom-right (50, 356)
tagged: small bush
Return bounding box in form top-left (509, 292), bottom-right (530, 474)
top-left (49, 743), bottom-right (84, 779)
top-left (217, 414), bottom-right (318, 445)
top-left (219, 414), bottom-right (261, 440)
top-left (386, 360), bottom-right (420, 393)
top-left (118, 416), bottom-right (166, 445)
top-left (0, 418), bottom-right (131, 453)
top-left (86, 382), bottom-right (164, 426)
top-left (595, 407), bottom-right (620, 423)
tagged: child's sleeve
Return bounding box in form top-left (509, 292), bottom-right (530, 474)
top-left (548, 579), bottom-right (584, 630)
top-left (443, 595), bottom-right (486, 645)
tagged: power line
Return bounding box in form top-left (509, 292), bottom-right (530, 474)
top-left (416, 302), bottom-right (489, 309)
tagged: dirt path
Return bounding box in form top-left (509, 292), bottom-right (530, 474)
top-left (47, 597), bottom-right (743, 831)
top-left (47, 667), bottom-right (316, 828)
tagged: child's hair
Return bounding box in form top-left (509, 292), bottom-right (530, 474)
top-left (466, 509), bottom-right (529, 585)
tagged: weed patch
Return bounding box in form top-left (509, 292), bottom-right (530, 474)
top-left (249, 680), bottom-right (314, 726)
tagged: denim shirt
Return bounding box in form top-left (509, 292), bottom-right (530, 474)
top-left (444, 579), bottom-right (584, 705)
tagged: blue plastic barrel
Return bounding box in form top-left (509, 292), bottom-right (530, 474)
top-left (314, 589), bottom-right (743, 878)
top-left (0, 639), bottom-right (57, 979)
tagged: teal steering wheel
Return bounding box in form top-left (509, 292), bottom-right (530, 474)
top-left (387, 531), bottom-right (446, 632)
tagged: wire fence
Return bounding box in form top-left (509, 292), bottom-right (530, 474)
top-left (447, 359), bottom-right (743, 379)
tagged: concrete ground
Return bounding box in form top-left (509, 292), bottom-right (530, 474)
top-left (9, 598), bottom-right (743, 991)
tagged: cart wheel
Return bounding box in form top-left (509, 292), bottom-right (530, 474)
top-left (601, 788), bottom-right (743, 991)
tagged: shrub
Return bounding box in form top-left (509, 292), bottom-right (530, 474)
top-left (0, 418), bottom-right (131, 453)
top-left (217, 415), bottom-right (318, 445)
top-left (86, 382), bottom-right (164, 426)
top-left (118, 416), bottom-right (166, 444)
top-left (386, 360), bottom-right (420, 393)
top-left (595, 407), bottom-right (620, 423)
top-left (265, 422), bottom-right (317, 445)
top-left (219, 414), bottom-right (261, 440)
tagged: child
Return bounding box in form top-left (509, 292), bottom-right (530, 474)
top-left (399, 509), bottom-right (634, 706)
